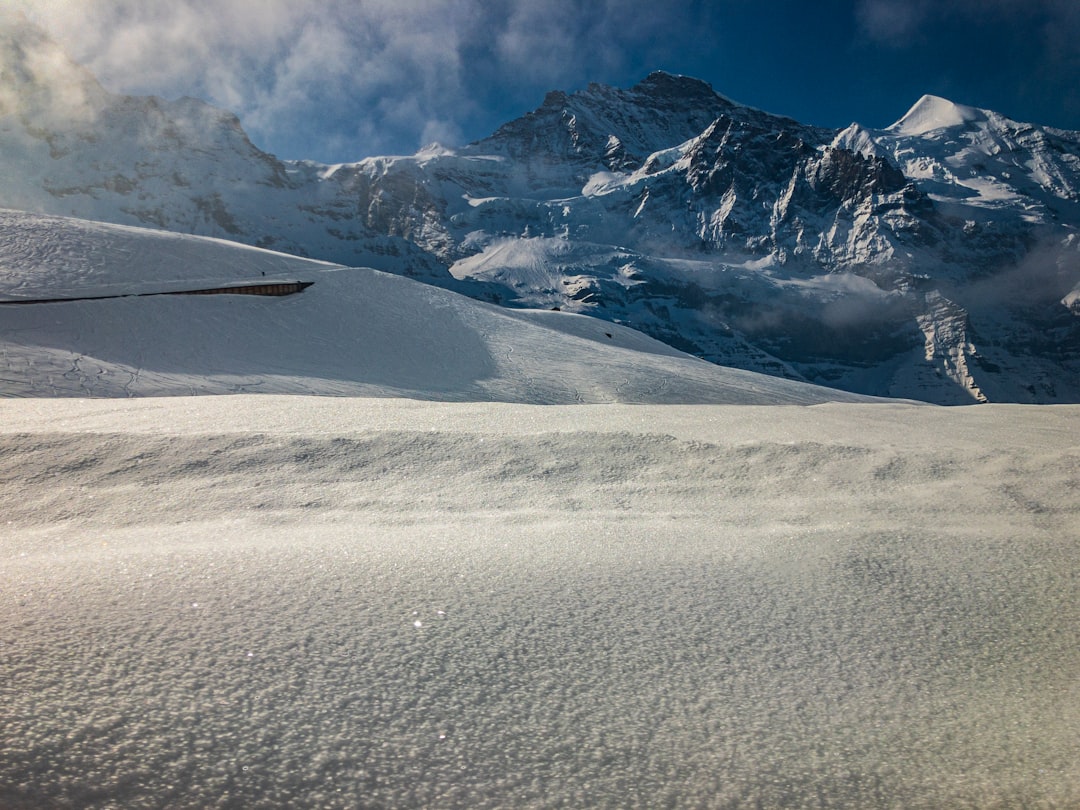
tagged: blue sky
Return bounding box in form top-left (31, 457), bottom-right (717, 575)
top-left (16, 0), bottom-right (1080, 163)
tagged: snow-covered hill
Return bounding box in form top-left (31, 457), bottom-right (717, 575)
top-left (0, 209), bottom-right (872, 404)
top-left (1, 13), bottom-right (1078, 403)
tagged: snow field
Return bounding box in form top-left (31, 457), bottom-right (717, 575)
top-left (3, 397), bottom-right (1079, 809)
top-left (0, 209), bottom-right (873, 405)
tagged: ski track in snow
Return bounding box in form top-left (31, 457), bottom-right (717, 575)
top-left (2, 397), bottom-right (1079, 809)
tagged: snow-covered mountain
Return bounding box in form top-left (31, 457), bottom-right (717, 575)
top-left (2, 13), bottom-right (1078, 403)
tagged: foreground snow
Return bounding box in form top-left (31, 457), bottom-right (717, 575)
top-left (3, 396), bottom-right (1078, 809)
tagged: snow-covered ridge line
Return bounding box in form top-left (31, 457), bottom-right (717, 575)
top-left (17, 395), bottom-right (1080, 455)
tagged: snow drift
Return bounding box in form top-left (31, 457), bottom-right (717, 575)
top-left (2, 396), bottom-right (1079, 809)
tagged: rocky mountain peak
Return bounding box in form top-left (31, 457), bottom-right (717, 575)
top-left (630, 71), bottom-right (725, 103)
top-left (465, 72), bottom-right (744, 180)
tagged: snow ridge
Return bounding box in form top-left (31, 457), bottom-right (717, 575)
top-left (888, 94), bottom-right (984, 135)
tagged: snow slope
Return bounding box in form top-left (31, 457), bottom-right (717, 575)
top-left (0, 209), bottom-right (870, 404)
top-left (2, 396), bottom-right (1079, 809)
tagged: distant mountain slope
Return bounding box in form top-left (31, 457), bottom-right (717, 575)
top-left (0, 209), bottom-right (873, 403)
top-left (1, 14), bottom-right (1077, 403)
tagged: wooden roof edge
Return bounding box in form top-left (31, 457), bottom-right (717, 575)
top-left (0, 281), bottom-right (315, 305)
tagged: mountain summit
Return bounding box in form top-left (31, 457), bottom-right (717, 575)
top-left (1, 17), bottom-right (1078, 403)
top-left (888, 94), bottom-right (985, 136)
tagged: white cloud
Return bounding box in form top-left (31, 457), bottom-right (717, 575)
top-left (9, 0), bottom-right (480, 159)
top-left (7, 0), bottom-right (713, 161)
top-left (854, 0), bottom-right (931, 45)
top-left (856, 0), bottom-right (1080, 52)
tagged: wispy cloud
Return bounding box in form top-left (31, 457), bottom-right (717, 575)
top-left (855, 0), bottom-right (931, 45)
top-left (13, 1), bottom-right (1074, 163)
top-left (856, 0), bottom-right (1080, 52)
top-left (854, 0), bottom-right (1080, 124)
top-left (8, 0), bottom-right (705, 162)
top-left (11, 0), bottom-right (473, 159)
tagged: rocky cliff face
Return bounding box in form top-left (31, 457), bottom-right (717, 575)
top-left (2, 14), bottom-right (1078, 403)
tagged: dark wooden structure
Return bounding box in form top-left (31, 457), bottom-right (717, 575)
top-left (173, 281), bottom-right (314, 297)
top-left (0, 281), bottom-right (314, 305)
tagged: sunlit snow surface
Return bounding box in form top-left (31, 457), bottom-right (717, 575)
top-left (2, 211), bottom-right (1079, 807)
top-left (3, 397), bottom-right (1079, 809)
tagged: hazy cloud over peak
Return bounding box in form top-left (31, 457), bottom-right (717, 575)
top-left (7, 1), bottom-right (1080, 163)
top-left (855, 0), bottom-right (931, 45)
top-left (8, 0), bottom-right (718, 161)
top-left (12, 0), bottom-right (480, 160)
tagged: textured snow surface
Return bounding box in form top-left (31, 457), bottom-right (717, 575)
top-left (3, 397), bottom-right (1079, 809)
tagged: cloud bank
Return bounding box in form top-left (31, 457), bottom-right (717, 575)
top-left (8, 1), bottom-right (1079, 163)
top-left (11, 0), bottom-right (702, 162)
